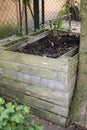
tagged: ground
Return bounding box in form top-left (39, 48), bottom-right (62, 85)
top-left (29, 96), bottom-right (87, 130)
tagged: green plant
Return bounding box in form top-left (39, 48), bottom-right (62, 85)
top-left (57, 11), bottom-right (63, 29)
top-left (40, 24), bottom-right (45, 30)
top-left (49, 20), bottom-right (53, 29)
top-left (62, 0), bottom-right (80, 24)
top-left (0, 24), bottom-right (17, 38)
top-left (0, 97), bottom-right (43, 130)
top-left (16, 30), bottom-right (23, 37)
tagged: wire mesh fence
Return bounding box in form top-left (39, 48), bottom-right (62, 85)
top-left (0, 0), bottom-right (81, 39)
top-left (0, 0), bottom-right (19, 38)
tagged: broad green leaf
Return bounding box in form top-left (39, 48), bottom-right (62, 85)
top-left (0, 106), bottom-right (5, 114)
top-left (17, 124), bottom-right (24, 130)
top-left (3, 124), bottom-right (11, 130)
top-left (16, 105), bottom-right (24, 112)
top-left (11, 113), bottom-right (24, 123)
top-left (35, 125), bottom-right (43, 130)
top-left (11, 122), bottom-right (17, 130)
top-left (5, 107), bottom-right (14, 114)
top-left (27, 127), bottom-right (35, 130)
top-left (6, 102), bottom-right (13, 108)
top-left (0, 98), bottom-right (4, 105)
top-left (23, 106), bottom-right (30, 115)
top-left (0, 121), bottom-right (3, 129)
top-left (0, 111), bottom-right (9, 121)
top-left (1, 120), bottom-right (7, 126)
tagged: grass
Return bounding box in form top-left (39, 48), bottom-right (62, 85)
top-left (0, 24), bottom-right (18, 38)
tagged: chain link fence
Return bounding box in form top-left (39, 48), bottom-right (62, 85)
top-left (0, 0), bottom-right (81, 39)
top-left (0, 0), bottom-right (19, 38)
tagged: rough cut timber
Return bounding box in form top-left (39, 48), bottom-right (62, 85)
top-left (0, 30), bottom-right (79, 126)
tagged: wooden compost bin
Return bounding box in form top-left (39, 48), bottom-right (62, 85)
top-left (0, 31), bottom-right (79, 126)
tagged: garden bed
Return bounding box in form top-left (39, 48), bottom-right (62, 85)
top-left (0, 30), bottom-right (80, 126)
top-left (16, 34), bottom-right (79, 58)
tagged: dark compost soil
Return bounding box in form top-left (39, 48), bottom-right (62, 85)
top-left (17, 34), bottom-right (80, 58)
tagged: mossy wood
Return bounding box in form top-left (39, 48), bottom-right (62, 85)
top-left (0, 30), bottom-right (79, 126)
top-left (69, 0), bottom-right (87, 123)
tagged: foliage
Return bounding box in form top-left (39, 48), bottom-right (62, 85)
top-left (0, 97), bottom-right (43, 130)
top-left (40, 24), bottom-right (45, 30)
top-left (23, 0), bottom-right (31, 5)
top-left (56, 0), bottom-right (79, 30)
top-left (0, 24), bottom-right (17, 38)
top-left (63, 0), bottom-right (80, 9)
top-left (62, 0), bottom-right (80, 20)
top-left (16, 30), bottom-right (23, 37)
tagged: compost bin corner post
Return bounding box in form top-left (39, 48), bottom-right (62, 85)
top-left (69, 0), bottom-right (87, 123)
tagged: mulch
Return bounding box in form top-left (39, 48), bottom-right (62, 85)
top-left (17, 34), bottom-right (80, 58)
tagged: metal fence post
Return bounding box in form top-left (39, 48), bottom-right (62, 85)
top-left (42, 0), bottom-right (45, 24)
top-left (24, 4), bottom-right (28, 35)
top-left (18, 0), bottom-right (22, 32)
top-left (33, 0), bottom-right (40, 30)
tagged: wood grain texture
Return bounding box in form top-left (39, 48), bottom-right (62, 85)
top-left (0, 86), bottom-right (69, 117)
top-left (0, 93), bottom-right (66, 126)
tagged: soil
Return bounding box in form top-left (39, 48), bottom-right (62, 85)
top-left (17, 34), bottom-right (80, 58)
top-left (28, 115), bottom-right (85, 130)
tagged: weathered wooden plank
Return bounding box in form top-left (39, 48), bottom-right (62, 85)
top-left (0, 83), bottom-right (69, 109)
top-left (18, 30), bottom-right (52, 49)
top-left (0, 94), bottom-right (66, 126)
top-left (3, 37), bottom-right (28, 47)
top-left (63, 47), bottom-right (79, 57)
top-left (0, 68), bottom-right (77, 93)
top-left (30, 107), bottom-right (66, 126)
top-left (1, 69), bottom-right (66, 91)
top-left (29, 30), bottom-right (46, 36)
top-left (0, 57), bottom-right (78, 86)
top-left (0, 60), bottom-right (68, 85)
top-left (0, 86), bottom-right (69, 117)
top-left (0, 76), bottom-right (75, 107)
top-left (0, 66), bottom-right (77, 90)
top-left (0, 77), bottom-right (72, 107)
top-left (6, 31), bottom-right (52, 51)
top-left (0, 50), bottom-right (68, 71)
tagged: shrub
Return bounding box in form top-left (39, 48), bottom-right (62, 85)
top-left (0, 97), bottom-right (43, 130)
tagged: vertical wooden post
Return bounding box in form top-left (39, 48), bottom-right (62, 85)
top-left (33, 0), bottom-right (40, 30)
top-left (70, 0), bottom-right (87, 123)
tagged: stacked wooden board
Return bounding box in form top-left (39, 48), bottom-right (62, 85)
top-left (0, 31), bottom-right (79, 126)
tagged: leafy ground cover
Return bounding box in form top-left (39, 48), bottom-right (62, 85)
top-left (0, 97), bottom-right (43, 130)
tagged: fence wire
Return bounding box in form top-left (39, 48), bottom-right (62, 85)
top-left (0, 0), bottom-right (81, 38)
top-left (0, 0), bottom-right (19, 38)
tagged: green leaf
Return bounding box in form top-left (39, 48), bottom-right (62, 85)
top-left (0, 98), bottom-right (4, 105)
top-left (3, 124), bottom-right (11, 130)
top-left (0, 121), bottom-right (3, 129)
top-left (11, 113), bottom-right (24, 123)
top-left (0, 111), bottom-right (9, 121)
top-left (57, 18), bottom-right (62, 29)
top-left (27, 127), bottom-right (35, 130)
top-left (0, 106), bottom-right (5, 114)
top-left (11, 122), bottom-right (17, 130)
top-left (1, 120), bottom-right (7, 126)
top-left (16, 105), bottom-right (24, 112)
top-left (17, 124), bottom-right (24, 130)
top-left (35, 124), bottom-right (43, 130)
top-left (5, 107), bottom-right (15, 114)
top-left (6, 102), bottom-right (13, 108)
top-left (23, 106), bottom-right (30, 115)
